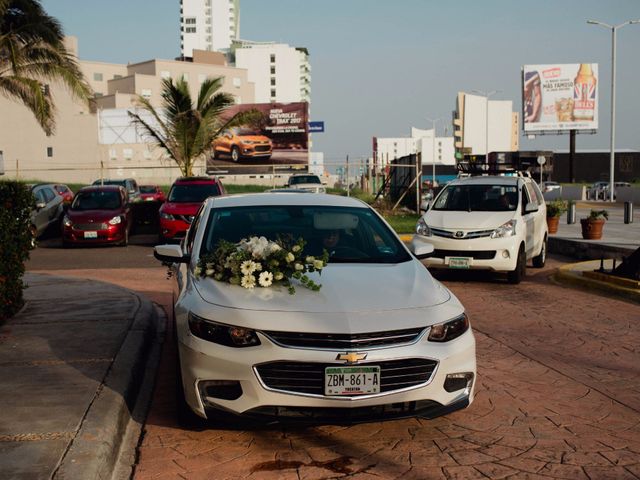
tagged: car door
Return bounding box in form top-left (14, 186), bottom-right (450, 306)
top-left (32, 187), bottom-right (49, 235)
top-left (522, 182), bottom-right (540, 258)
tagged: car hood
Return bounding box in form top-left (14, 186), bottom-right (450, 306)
top-left (424, 210), bottom-right (515, 230)
top-left (161, 202), bottom-right (201, 215)
top-left (68, 210), bottom-right (122, 222)
top-left (193, 260), bottom-right (450, 314)
top-left (238, 135), bottom-right (270, 142)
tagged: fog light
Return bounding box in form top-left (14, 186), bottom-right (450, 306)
top-left (444, 373), bottom-right (474, 393)
top-left (502, 250), bottom-right (510, 259)
top-left (199, 380), bottom-right (243, 401)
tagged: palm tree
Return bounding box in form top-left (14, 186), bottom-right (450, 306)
top-left (129, 76), bottom-right (259, 177)
top-left (0, 0), bottom-right (92, 135)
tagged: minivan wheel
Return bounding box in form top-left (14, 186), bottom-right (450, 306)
top-left (507, 245), bottom-right (526, 284)
top-left (532, 236), bottom-right (547, 268)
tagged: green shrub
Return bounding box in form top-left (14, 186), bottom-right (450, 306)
top-left (546, 199), bottom-right (568, 218)
top-left (0, 181), bottom-right (35, 322)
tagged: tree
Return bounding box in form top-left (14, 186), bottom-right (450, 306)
top-left (129, 76), bottom-right (260, 177)
top-left (0, 0), bottom-right (92, 135)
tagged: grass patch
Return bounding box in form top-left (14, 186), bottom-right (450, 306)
top-left (224, 184), bottom-right (272, 194)
top-left (381, 213), bottom-right (419, 234)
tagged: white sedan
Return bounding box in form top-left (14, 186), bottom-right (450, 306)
top-left (155, 193), bottom-right (476, 424)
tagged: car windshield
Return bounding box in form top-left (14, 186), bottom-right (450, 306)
top-left (140, 186), bottom-right (157, 193)
top-left (93, 180), bottom-right (125, 187)
top-left (168, 183), bottom-right (221, 202)
top-left (433, 184), bottom-right (518, 212)
top-left (72, 190), bottom-right (122, 210)
top-left (200, 205), bottom-right (411, 264)
top-left (290, 175), bottom-right (321, 185)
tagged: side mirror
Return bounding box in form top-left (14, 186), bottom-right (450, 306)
top-left (36, 201), bottom-right (46, 210)
top-left (408, 236), bottom-right (434, 260)
top-left (154, 244), bottom-right (191, 264)
top-left (525, 202), bottom-right (539, 214)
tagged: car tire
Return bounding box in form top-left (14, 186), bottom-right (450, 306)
top-left (29, 225), bottom-right (38, 248)
top-left (230, 146), bottom-right (240, 162)
top-left (507, 245), bottom-right (526, 284)
top-left (213, 149), bottom-right (220, 159)
top-left (119, 228), bottom-right (129, 247)
top-left (532, 236), bottom-right (547, 268)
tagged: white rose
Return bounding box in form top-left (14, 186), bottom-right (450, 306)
top-left (305, 256), bottom-right (315, 263)
top-left (314, 259), bottom-right (325, 269)
top-left (286, 252), bottom-right (295, 263)
top-left (295, 263), bottom-right (304, 271)
top-left (292, 245), bottom-right (301, 252)
top-left (274, 272), bottom-right (284, 281)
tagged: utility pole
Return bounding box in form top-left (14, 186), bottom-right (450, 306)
top-left (346, 155), bottom-right (350, 197)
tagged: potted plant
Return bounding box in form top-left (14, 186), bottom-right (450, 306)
top-left (546, 199), bottom-right (568, 234)
top-left (580, 209), bottom-right (608, 240)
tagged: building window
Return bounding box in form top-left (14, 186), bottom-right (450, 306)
top-left (94, 92), bottom-right (103, 97)
top-left (270, 89), bottom-right (276, 98)
top-left (185, 17), bottom-right (196, 24)
top-left (234, 96), bottom-right (241, 104)
top-left (270, 54), bottom-right (276, 63)
top-left (182, 73), bottom-right (189, 82)
top-left (186, 27), bottom-right (196, 33)
top-left (160, 70), bottom-right (171, 79)
top-left (109, 149), bottom-right (117, 160)
top-left (233, 77), bottom-right (241, 87)
top-left (270, 66), bottom-right (276, 75)
top-left (141, 89), bottom-right (152, 99)
top-left (93, 72), bottom-right (103, 81)
top-left (45, 147), bottom-right (53, 157)
top-left (113, 74), bottom-right (122, 79)
top-left (270, 78), bottom-right (276, 86)
top-left (123, 148), bottom-right (133, 160)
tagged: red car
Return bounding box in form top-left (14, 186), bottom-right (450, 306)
top-left (62, 185), bottom-right (132, 247)
top-left (159, 176), bottom-right (224, 243)
top-left (140, 184), bottom-right (166, 202)
top-left (53, 184), bottom-right (74, 204)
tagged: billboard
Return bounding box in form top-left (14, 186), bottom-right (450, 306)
top-left (207, 102), bottom-right (309, 175)
top-left (523, 64), bottom-right (598, 132)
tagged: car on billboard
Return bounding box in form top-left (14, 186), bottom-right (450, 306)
top-left (212, 128), bottom-right (272, 162)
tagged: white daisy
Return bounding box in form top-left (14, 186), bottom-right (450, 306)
top-left (241, 274), bottom-right (256, 289)
top-left (258, 271), bottom-right (273, 287)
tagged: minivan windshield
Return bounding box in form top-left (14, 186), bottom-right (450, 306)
top-left (433, 184), bottom-right (518, 212)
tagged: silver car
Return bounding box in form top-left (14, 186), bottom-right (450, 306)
top-left (29, 184), bottom-right (64, 238)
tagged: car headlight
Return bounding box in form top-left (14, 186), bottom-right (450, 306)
top-left (490, 219), bottom-right (517, 239)
top-left (188, 312), bottom-right (261, 348)
top-left (428, 314), bottom-right (469, 342)
top-left (242, 140), bottom-right (255, 145)
top-left (416, 217), bottom-right (432, 237)
top-left (63, 215), bottom-right (72, 227)
top-left (160, 212), bottom-right (175, 221)
top-left (108, 215), bottom-right (122, 225)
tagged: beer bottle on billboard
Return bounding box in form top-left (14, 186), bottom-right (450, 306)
top-left (573, 64), bottom-right (596, 121)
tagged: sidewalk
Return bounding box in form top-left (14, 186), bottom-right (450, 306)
top-left (0, 273), bottom-right (164, 480)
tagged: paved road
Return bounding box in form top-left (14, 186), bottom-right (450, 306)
top-left (27, 247), bottom-right (640, 479)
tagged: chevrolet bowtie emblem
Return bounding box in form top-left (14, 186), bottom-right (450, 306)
top-left (337, 352), bottom-right (367, 364)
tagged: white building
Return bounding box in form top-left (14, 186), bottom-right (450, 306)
top-left (453, 92), bottom-right (519, 158)
top-left (180, 0), bottom-right (240, 57)
top-left (373, 128), bottom-right (455, 170)
top-left (234, 40), bottom-right (311, 103)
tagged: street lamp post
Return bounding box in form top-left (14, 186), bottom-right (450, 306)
top-left (472, 90), bottom-right (501, 159)
top-left (425, 117), bottom-right (441, 186)
top-left (587, 19), bottom-right (640, 202)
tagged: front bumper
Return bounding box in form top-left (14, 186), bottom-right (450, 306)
top-left (177, 326), bottom-right (476, 422)
top-left (418, 234), bottom-right (520, 272)
top-left (160, 218), bottom-right (189, 241)
top-left (63, 224), bottom-right (126, 244)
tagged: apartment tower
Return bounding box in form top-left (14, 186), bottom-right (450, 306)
top-left (180, 0), bottom-right (240, 57)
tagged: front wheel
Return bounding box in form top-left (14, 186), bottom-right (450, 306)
top-left (230, 146), bottom-right (240, 162)
top-left (532, 236), bottom-right (547, 268)
top-left (507, 245), bottom-right (526, 284)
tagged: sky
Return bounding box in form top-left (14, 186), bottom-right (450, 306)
top-left (41, 0), bottom-right (640, 166)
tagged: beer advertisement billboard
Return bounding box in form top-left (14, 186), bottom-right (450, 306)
top-left (523, 64), bottom-right (598, 132)
top-left (206, 102), bottom-right (309, 175)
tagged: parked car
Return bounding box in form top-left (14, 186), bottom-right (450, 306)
top-left (29, 183), bottom-right (64, 239)
top-left (53, 184), bottom-right (74, 204)
top-left (587, 181), bottom-right (610, 200)
top-left (415, 174), bottom-right (548, 284)
top-left (62, 185), bottom-right (132, 247)
top-left (212, 128), bottom-right (272, 162)
top-left (154, 193), bottom-right (475, 423)
top-left (139, 184), bottom-right (166, 202)
top-left (159, 176), bottom-right (225, 243)
top-left (285, 174), bottom-right (326, 193)
top-left (92, 178), bottom-right (141, 202)
top-left (540, 181), bottom-right (561, 193)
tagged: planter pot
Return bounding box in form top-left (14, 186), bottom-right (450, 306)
top-left (546, 216), bottom-right (560, 234)
top-left (580, 218), bottom-right (605, 240)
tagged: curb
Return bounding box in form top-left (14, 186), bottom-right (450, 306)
top-left (553, 261), bottom-right (640, 304)
top-left (54, 295), bottom-right (165, 479)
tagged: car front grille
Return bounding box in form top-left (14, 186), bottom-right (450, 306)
top-left (431, 227), bottom-right (494, 239)
top-left (262, 327), bottom-right (426, 350)
top-left (255, 358), bottom-right (438, 397)
top-left (254, 145), bottom-right (271, 152)
top-left (74, 223), bottom-right (108, 231)
top-left (432, 249), bottom-right (496, 260)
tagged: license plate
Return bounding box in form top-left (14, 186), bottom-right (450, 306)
top-left (84, 231), bottom-right (98, 239)
top-left (325, 366), bottom-right (380, 396)
top-left (448, 257), bottom-right (470, 269)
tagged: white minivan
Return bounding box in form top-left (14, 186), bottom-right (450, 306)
top-left (413, 175), bottom-right (548, 284)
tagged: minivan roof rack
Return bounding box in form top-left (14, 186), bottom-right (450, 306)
top-left (456, 162), bottom-right (530, 177)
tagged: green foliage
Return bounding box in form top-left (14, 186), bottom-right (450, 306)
top-left (587, 209), bottom-right (608, 221)
top-left (223, 184), bottom-right (271, 194)
top-left (546, 199), bottom-right (568, 218)
top-left (382, 213), bottom-right (421, 234)
top-left (0, 180), bottom-right (35, 322)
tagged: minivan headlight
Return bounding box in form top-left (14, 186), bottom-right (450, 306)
top-left (491, 219), bottom-right (517, 238)
top-left (416, 217), bottom-right (432, 237)
top-left (188, 313), bottom-right (261, 348)
top-left (428, 314), bottom-right (469, 342)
